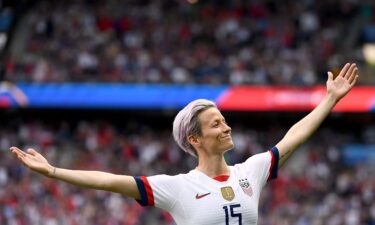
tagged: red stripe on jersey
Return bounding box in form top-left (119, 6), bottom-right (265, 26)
top-left (213, 175), bottom-right (230, 182)
top-left (268, 150), bottom-right (275, 181)
top-left (140, 176), bottom-right (155, 206)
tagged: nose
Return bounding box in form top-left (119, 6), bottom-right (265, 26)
top-left (223, 123), bottom-right (231, 134)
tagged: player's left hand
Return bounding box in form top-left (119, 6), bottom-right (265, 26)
top-left (326, 63), bottom-right (359, 102)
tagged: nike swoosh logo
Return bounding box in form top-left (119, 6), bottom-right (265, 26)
top-left (196, 192), bottom-right (211, 199)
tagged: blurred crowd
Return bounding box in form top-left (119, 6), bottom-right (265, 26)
top-left (3, 0), bottom-right (375, 85)
top-left (0, 117), bottom-right (374, 225)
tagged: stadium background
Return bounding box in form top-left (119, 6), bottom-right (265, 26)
top-left (0, 0), bottom-right (375, 224)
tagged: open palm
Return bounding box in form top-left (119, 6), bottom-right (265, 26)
top-left (326, 63), bottom-right (359, 102)
top-left (10, 147), bottom-right (52, 176)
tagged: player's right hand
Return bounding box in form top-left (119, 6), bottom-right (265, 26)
top-left (10, 147), bottom-right (54, 177)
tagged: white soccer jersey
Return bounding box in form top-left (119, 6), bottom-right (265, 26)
top-left (134, 147), bottom-right (279, 225)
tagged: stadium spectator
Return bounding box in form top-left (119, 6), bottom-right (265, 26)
top-left (3, 0), bottom-right (369, 85)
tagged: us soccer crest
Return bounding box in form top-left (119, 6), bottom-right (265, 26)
top-left (239, 178), bottom-right (253, 197)
top-left (221, 186), bottom-right (235, 201)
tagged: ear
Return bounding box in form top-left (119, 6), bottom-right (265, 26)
top-left (187, 135), bottom-right (200, 148)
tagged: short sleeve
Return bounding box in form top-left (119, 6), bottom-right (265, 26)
top-left (241, 146), bottom-right (279, 187)
top-left (134, 174), bottom-right (181, 211)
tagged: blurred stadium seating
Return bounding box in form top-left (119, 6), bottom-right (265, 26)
top-left (1, 0), bottom-right (375, 225)
top-left (2, 0), bottom-right (375, 85)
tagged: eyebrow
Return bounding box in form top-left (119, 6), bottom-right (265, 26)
top-left (210, 117), bottom-right (225, 125)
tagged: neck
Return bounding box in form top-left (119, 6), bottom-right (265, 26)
top-left (196, 153), bottom-right (230, 178)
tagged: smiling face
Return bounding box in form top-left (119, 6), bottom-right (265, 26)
top-left (191, 107), bottom-right (234, 156)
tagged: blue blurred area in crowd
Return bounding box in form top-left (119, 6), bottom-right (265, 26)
top-left (2, 0), bottom-right (375, 85)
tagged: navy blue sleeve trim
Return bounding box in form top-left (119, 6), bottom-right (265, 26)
top-left (134, 176), bottom-right (148, 206)
top-left (270, 146), bottom-right (279, 180)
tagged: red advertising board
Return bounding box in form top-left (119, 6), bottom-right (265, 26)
top-left (217, 86), bottom-right (375, 112)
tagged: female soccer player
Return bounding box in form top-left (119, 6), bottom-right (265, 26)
top-left (10, 63), bottom-right (359, 225)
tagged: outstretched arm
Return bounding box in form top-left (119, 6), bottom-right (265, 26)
top-left (9, 146), bottom-right (140, 199)
top-left (276, 63), bottom-right (359, 168)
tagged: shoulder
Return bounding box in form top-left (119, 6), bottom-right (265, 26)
top-left (145, 171), bottom-right (193, 186)
top-left (234, 147), bottom-right (279, 172)
top-left (235, 151), bottom-right (270, 168)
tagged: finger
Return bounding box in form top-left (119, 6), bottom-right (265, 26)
top-left (10, 146), bottom-right (21, 152)
top-left (327, 71), bottom-right (334, 82)
top-left (16, 151), bottom-right (27, 163)
top-left (350, 75), bottom-right (359, 87)
top-left (338, 63), bottom-right (350, 78)
top-left (10, 147), bottom-right (29, 167)
top-left (344, 64), bottom-right (356, 80)
top-left (10, 147), bottom-right (27, 157)
top-left (27, 148), bottom-right (38, 156)
top-left (17, 155), bottom-right (29, 167)
top-left (348, 68), bottom-right (358, 84)
top-left (17, 154), bottom-right (25, 161)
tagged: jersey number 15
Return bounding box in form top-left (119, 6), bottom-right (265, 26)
top-left (223, 204), bottom-right (242, 225)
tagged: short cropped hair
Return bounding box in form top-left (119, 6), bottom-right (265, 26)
top-left (173, 99), bottom-right (216, 157)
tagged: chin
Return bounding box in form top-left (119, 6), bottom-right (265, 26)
top-left (223, 142), bottom-right (235, 151)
